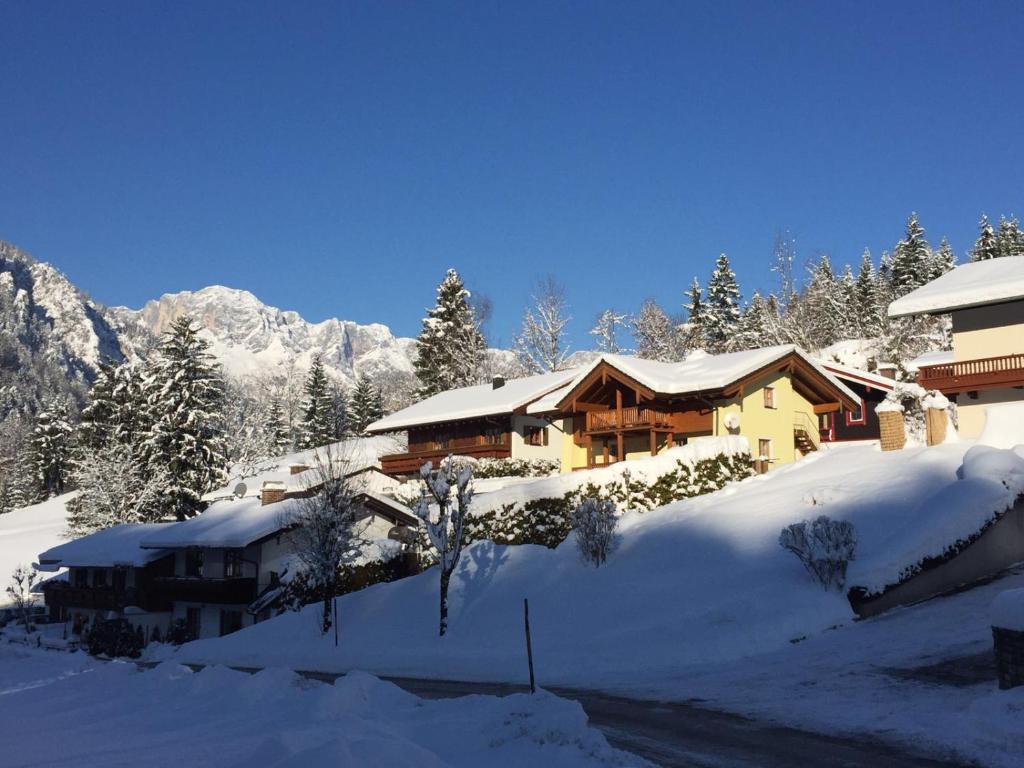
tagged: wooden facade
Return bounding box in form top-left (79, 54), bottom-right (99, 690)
top-left (42, 554), bottom-right (175, 620)
top-left (380, 417), bottom-right (512, 475)
top-left (917, 352), bottom-right (1024, 394)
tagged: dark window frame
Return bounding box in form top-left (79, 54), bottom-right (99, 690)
top-left (223, 548), bottom-right (244, 578)
top-left (845, 398), bottom-right (866, 426)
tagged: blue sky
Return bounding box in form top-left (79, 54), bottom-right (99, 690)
top-left (1, 1), bottom-right (1022, 348)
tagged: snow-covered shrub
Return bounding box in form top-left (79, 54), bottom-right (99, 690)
top-left (463, 448), bottom-right (754, 549)
top-left (86, 618), bottom-right (145, 659)
top-left (281, 547), bottom-right (411, 611)
top-left (472, 458), bottom-right (560, 479)
top-left (5, 566), bottom-right (38, 631)
top-left (570, 497), bottom-right (618, 567)
top-left (778, 515), bottom-right (857, 591)
top-left (166, 618), bottom-right (196, 645)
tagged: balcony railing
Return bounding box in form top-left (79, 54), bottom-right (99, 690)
top-left (153, 576), bottom-right (257, 605)
top-left (42, 583), bottom-right (172, 613)
top-left (586, 407), bottom-right (672, 432)
top-left (380, 443), bottom-right (512, 475)
top-left (918, 353), bottom-right (1024, 394)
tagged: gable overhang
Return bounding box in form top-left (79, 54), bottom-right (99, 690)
top-left (719, 352), bottom-right (859, 412)
top-left (554, 360), bottom-right (657, 412)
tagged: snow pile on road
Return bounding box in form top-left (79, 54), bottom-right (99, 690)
top-left (0, 646), bottom-right (643, 768)
top-left (0, 493), bottom-right (73, 604)
top-left (162, 439), bottom-right (1024, 687)
top-left (991, 587), bottom-right (1024, 631)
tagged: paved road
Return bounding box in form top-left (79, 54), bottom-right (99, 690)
top-left (161, 663), bottom-right (971, 767)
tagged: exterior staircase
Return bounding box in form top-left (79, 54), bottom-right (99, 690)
top-left (793, 411), bottom-right (820, 454)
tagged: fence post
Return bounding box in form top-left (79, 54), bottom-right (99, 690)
top-left (524, 598), bottom-right (536, 694)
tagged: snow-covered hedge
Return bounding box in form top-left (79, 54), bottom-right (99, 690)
top-left (464, 437), bottom-right (754, 548)
top-left (471, 457), bottom-right (560, 479)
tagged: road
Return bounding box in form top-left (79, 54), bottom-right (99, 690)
top-left (166, 663), bottom-right (972, 767)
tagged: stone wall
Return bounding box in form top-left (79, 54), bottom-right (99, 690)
top-left (993, 626), bottom-right (1024, 690)
top-left (878, 410), bottom-right (906, 451)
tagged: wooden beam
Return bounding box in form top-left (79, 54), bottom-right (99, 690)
top-left (813, 402), bottom-right (841, 415)
top-left (616, 432), bottom-right (624, 462)
top-left (649, 429), bottom-right (656, 455)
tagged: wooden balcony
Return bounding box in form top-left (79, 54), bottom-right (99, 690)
top-left (586, 406), bottom-right (672, 433)
top-left (153, 576), bottom-right (257, 605)
top-left (917, 353), bottom-right (1024, 394)
top-left (42, 583), bottom-right (172, 613)
top-left (380, 443), bottom-right (512, 476)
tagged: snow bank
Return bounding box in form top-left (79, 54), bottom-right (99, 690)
top-left (991, 588), bottom-right (1024, 631)
top-left (978, 402), bottom-right (1024, 449)
top-left (0, 646), bottom-right (643, 767)
top-left (0, 493), bottom-right (73, 605)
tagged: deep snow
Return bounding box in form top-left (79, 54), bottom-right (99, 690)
top-left (0, 493), bottom-right (72, 605)
top-left (0, 645), bottom-right (643, 767)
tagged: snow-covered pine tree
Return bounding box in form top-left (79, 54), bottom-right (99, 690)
top-left (970, 214), bottom-right (1000, 261)
top-left (513, 276), bottom-right (572, 374)
top-left (349, 374), bottom-right (377, 435)
top-left (852, 249), bottom-right (881, 337)
top-left (889, 213), bottom-right (932, 296)
top-left (702, 254), bottom-right (742, 353)
top-left (299, 354), bottom-right (334, 449)
top-left (730, 292), bottom-right (784, 351)
top-left (929, 237), bottom-right (957, 280)
top-left (838, 263), bottom-right (857, 338)
top-left (413, 269), bottom-right (486, 399)
top-left (785, 254), bottom-right (848, 350)
top-left (67, 442), bottom-right (169, 536)
top-left (633, 299), bottom-right (681, 361)
top-left (328, 382), bottom-right (350, 441)
top-left (997, 216), bottom-right (1024, 258)
top-left (77, 361), bottom-right (118, 454)
top-left (369, 386), bottom-right (386, 424)
top-left (589, 308), bottom-right (629, 354)
top-left (266, 396), bottom-right (293, 455)
top-left (31, 398), bottom-right (74, 501)
top-left (143, 318), bottom-right (228, 520)
top-left (682, 277), bottom-right (705, 351)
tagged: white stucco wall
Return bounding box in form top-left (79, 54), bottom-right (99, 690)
top-left (510, 415), bottom-right (567, 462)
top-left (952, 301), bottom-right (1024, 361)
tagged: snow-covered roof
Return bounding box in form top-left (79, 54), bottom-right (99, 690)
top-left (37, 524), bottom-right (174, 569)
top-left (905, 349), bottom-right (954, 373)
top-left (888, 257), bottom-right (1024, 317)
top-left (525, 383), bottom-right (573, 415)
top-left (356, 492), bottom-right (419, 527)
top-left (818, 361), bottom-right (896, 392)
top-left (558, 345), bottom-right (859, 405)
top-left (139, 496), bottom-right (299, 550)
top-left (366, 369), bottom-right (581, 432)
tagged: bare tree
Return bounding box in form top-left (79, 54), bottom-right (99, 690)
top-left (513, 276), bottom-right (572, 373)
top-left (589, 309), bottom-right (629, 354)
top-left (7, 566), bottom-right (38, 631)
top-left (283, 447), bottom-right (366, 634)
top-left (570, 497), bottom-right (618, 567)
top-left (415, 457), bottom-right (473, 636)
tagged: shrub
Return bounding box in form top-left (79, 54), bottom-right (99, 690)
top-left (85, 618), bottom-right (145, 659)
top-left (571, 497), bottom-right (618, 567)
top-left (166, 618), bottom-right (196, 645)
top-left (779, 515), bottom-right (857, 591)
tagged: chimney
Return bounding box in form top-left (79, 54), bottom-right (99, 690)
top-left (289, 463), bottom-right (310, 476)
top-left (260, 481), bottom-right (287, 506)
top-left (492, 376), bottom-right (505, 390)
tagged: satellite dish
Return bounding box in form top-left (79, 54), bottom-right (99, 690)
top-left (233, 482), bottom-right (248, 499)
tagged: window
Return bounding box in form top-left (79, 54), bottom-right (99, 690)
top-left (845, 398), bottom-right (866, 426)
top-left (112, 567), bottom-right (127, 592)
top-left (524, 425), bottom-right (548, 447)
top-left (73, 569), bottom-right (88, 588)
top-left (484, 426), bottom-right (504, 445)
top-left (185, 607), bottom-right (201, 639)
top-left (224, 549), bottom-right (244, 578)
top-left (763, 387), bottom-right (777, 409)
top-left (185, 549), bottom-right (204, 578)
top-left (92, 569), bottom-right (107, 588)
top-left (758, 438), bottom-right (773, 461)
top-left (219, 609), bottom-right (243, 637)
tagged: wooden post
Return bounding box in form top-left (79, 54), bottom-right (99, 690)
top-left (616, 432), bottom-right (624, 463)
top-left (524, 598), bottom-right (536, 694)
top-left (649, 429), bottom-right (656, 456)
top-left (333, 597), bottom-right (339, 647)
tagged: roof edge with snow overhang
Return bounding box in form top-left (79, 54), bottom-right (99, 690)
top-left (888, 257), bottom-right (1024, 317)
top-left (818, 361), bottom-right (896, 392)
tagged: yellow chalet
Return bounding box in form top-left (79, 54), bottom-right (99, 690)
top-left (889, 256), bottom-right (1024, 438)
top-left (369, 345), bottom-right (857, 476)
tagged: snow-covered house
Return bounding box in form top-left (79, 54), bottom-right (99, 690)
top-left (371, 345), bottom-right (858, 475)
top-left (366, 369), bottom-right (580, 475)
top-left (817, 361), bottom-right (895, 443)
top-left (889, 257), bottom-right (1024, 438)
top-left (551, 345), bottom-right (858, 470)
top-left (36, 524), bottom-right (175, 637)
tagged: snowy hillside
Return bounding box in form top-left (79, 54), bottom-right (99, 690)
top-left (0, 493), bottom-right (72, 604)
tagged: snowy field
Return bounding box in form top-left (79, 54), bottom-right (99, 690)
top-left (0, 493), bottom-right (72, 605)
top-left (0, 645), bottom-right (644, 768)
top-left (155, 439), bottom-right (1024, 765)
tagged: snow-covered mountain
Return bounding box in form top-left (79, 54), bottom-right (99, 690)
top-left (0, 242), bottom-right (125, 409)
top-left (109, 285), bottom-right (418, 386)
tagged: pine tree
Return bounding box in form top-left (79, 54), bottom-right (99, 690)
top-left (970, 214), bottom-right (1000, 261)
top-left (730, 292), bottom-right (783, 351)
top-left (329, 383), bottom-right (350, 441)
top-left (682, 278), bottom-right (706, 350)
top-left (889, 213), bottom-right (931, 296)
top-left (633, 299), bottom-right (681, 361)
top-left (852, 249), bottom-right (881, 337)
top-left (299, 354), bottom-right (334, 449)
top-left (77, 361), bottom-right (118, 454)
top-left (143, 318), bottom-right (228, 520)
top-left (702, 254), bottom-right (742, 353)
top-left (413, 269), bottom-right (486, 399)
top-left (370, 387), bottom-right (386, 424)
top-left (589, 309), bottom-right (629, 354)
top-left (31, 398), bottom-right (73, 501)
top-left (997, 216), bottom-right (1024, 258)
top-left (266, 396), bottom-right (292, 455)
top-left (349, 374), bottom-right (377, 435)
top-left (929, 237), bottom-right (956, 280)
